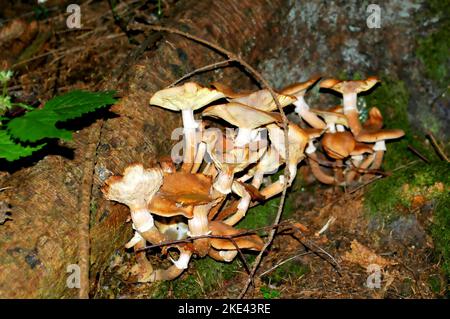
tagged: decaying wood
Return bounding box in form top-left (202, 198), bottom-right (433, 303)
top-left (0, 0), bottom-right (289, 298)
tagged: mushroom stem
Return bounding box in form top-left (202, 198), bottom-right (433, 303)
top-left (334, 159), bottom-right (345, 185)
top-left (349, 153), bottom-right (376, 184)
top-left (370, 141), bottom-right (386, 170)
top-left (307, 152), bottom-right (336, 185)
top-left (131, 238), bottom-right (155, 283)
top-left (260, 176), bottom-right (286, 200)
top-left (191, 141), bottom-right (206, 173)
top-left (181, 128), bottom-right (197, 173)
top-left (188, 204), bottom-right (211, 257)
top-left (148, 248), bottom-right (192, 282)
top-left (294, 96), bottom-right (326, 129)
top-left (343, 93), bottom-right (362, 136)
top-left (251, 172), bottom-right (264, 189)
top-left (235, 128), bottom-right (255, 147)
top-left (344, 155), bottom-right (364, 185)
top-left (131, 209), bottom-right (168, 244)
top-left (287, 161), bottom-right (299, 185)
top-left (223, 192), bottom-right (251, 226)
top-left (213, 168), bottom-right (234, 194)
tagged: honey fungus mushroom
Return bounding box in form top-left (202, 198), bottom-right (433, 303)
top-left (102, 164), bottom-right (193, 282)
top-left (280, 76), bottom-right (326, 129)
top-left (150, 82), bottom-right (225, 172)
top-left (207, 221), bottom-right (264, 262)
top-left (320, 76), bottom-right (379, 136)
top-left (203, 102), bottom-right (282, 147)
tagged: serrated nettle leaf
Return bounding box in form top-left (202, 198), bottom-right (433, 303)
top-left (0, 130), bottom-right (45, 161)
top-left (7, 109), bottom-right (73, 142)
top-left (43, 90), bottom-right (117, 121)
top-left (6, 90), bottom-right (116, 143)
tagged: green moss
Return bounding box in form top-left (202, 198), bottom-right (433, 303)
top-left (431, 186), bottom-right (450, 280)
top-left (262, 259), bottom-right (309, 285)
top-left (363, 76), bottom-right (437, 170)
top-left (260, 285), bottom-right (281, 299)
top-left (415, 0), bottom-right (450, 87)
top-left (364, 161), bottom-right (449, 221)
top-left (152, 257), bottom-right (242, 298)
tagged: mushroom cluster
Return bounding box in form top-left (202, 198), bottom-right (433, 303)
top-left (102, 77), bottom-right (404, 282)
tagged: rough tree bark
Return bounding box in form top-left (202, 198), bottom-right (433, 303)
top-left (0, 0), bottom-right (289, 298)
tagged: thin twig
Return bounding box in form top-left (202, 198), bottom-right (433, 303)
top-left (167, 59), bottom-right (234, 88)
top-left (427, 132), bottom-right (449, 162)
top-left (348, 160), bottom-right (420, 194)
top-left (145, 25), bottom-right (291, 298)
top-left (407, 144), bottom-right (430, 163)
top-left (258, 251), bottom-right (312, 278)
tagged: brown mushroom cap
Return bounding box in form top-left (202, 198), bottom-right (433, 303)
top-left (158, 172), bottom-right (213, 205)
top-left (209, 221), bottom-right (264, 250)
top-left (210, 82), bottom-right (253, 99)
top-left (280, 76), bottom-right (321, 96)
top-left (203, 102), bottom-right (282, 129)
top-left (229, 90), bottom-right (296, 112)
top-left (310, 109), bottom-right (349, 127)
top-left (148, 172), bottom-right (214, 219)
top-left (266, 122), bottom-right (309, 162)
top-left (303, 128), bottom-right (324, 140)
top-left (356, 129), bottom-right (405, 143)
top-left (322, 132), bottom-right (356, 160)
top-left (149, 192), bottom-right (195, 218)
top-left (149, 82), bottom-right (225, 111)
top-left (320, 76), bottom-right (380, 94)
top-left (350, 143), bottom-right (374, 156)
top-left (363, 107), bottom-right (384, 131)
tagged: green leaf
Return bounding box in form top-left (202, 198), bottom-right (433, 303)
top-left (7, 90), bottom-right (116, 142)
top-left (0, 130), bottom-right (44, 161)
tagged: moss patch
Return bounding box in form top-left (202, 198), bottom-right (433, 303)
top-left (153, 256), bottom-right (242, 298)
top-left (362, 75), bottom-right (437, 170)
top-left (262, 259), bottom-right (309, 286)
top-left (415, 0), bottom-right (450, 87)
top-left (364, 161), bottom-right (449, 221)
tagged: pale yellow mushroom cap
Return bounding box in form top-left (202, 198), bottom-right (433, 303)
top-left (280, 76), bottom-right (321, 96)
top-left (102, 164), bottom-right (163, 211)
top-left (150, 82), bottom-right (225, 111)
top-left (320, 76), bottom-right (380, 94)
top-left (230, 89), bottom-right (296, 112)
top-left (202, 102), bottom-right (282, 129)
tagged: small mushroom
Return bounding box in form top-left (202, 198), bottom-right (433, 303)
top-left (320, 77), bottom-right (379, 136)
top-left (209, 220), bottom-right (264, 251)
top-left (321, 131), bottom-right (356, 160)
top-left (303, 128), bottom-right (336, 185)
top-left (309, 109), bottom-right (349, 133)
top-left (147, 245), bottom-right (193, 282)
top-left (363, 107), bottom-right (384, 131)
top-left (344, 143), bottom-right (374, 185)
top-left (239, 145), bottom-right (281, 189)
top-left (281, 77), bottom-right (326, 129)
top-left (102, 164), bottom-right (167, 245)
top-left (266, 122), bottom-right (308, 186)
top-left (203, 102), bottom-right (282, 147)
top-left (207, 221), bottom-right (264, 262)
top-left (203, 125), bottom-right (267, 194)
top-left (147, 171), bottom-right (217, 257)
top-left (150, 82), bottom-right (225, 172)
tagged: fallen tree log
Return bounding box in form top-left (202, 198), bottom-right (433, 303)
top-left (0, 0), bottom-right (288, 298)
